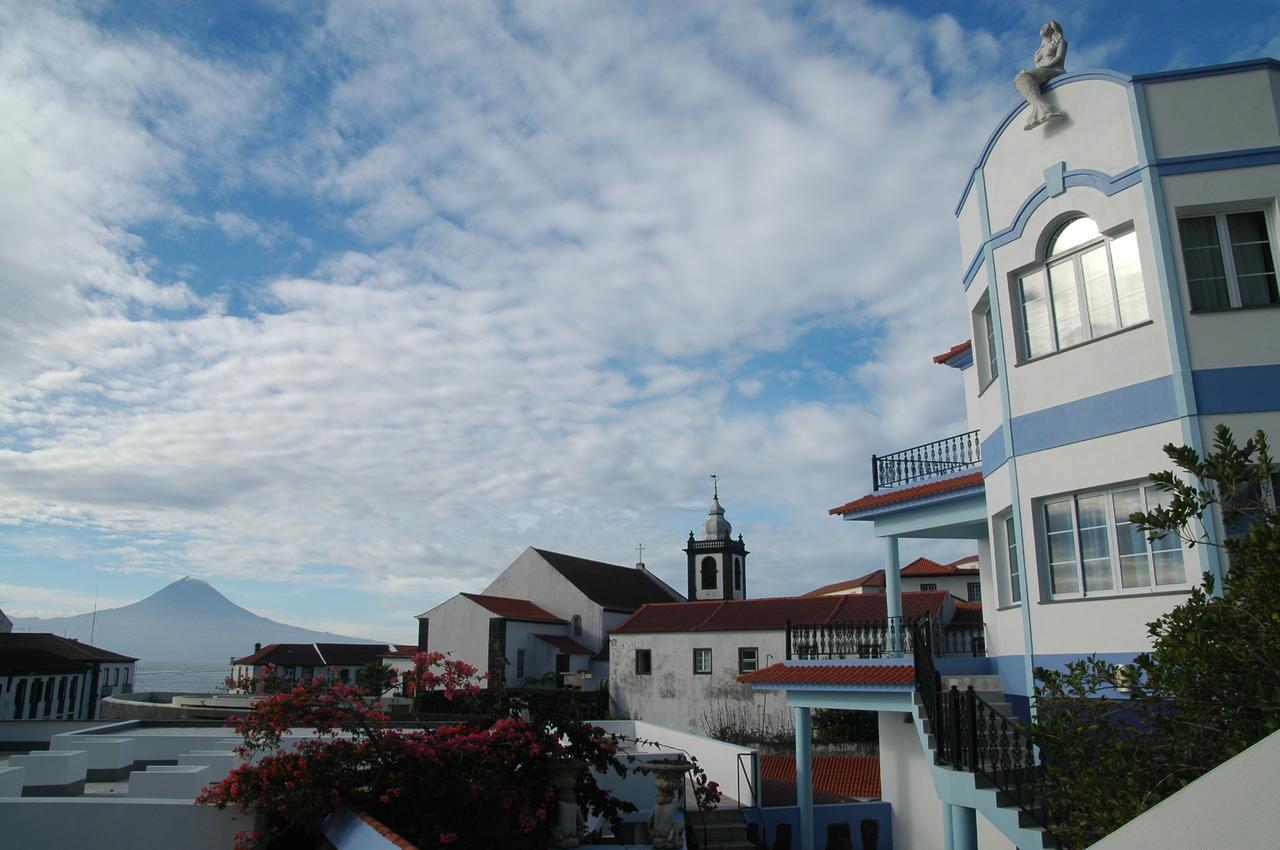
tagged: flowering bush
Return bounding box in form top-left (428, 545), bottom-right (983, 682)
top-left (199, 652), bottom-right (635, 850)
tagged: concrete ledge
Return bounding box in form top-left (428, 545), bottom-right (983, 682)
top-left (177, 751), bottom-right (240, 784)
top-left (128, 765), bottom-right (212, 800)
top-left (10, 750), bottom-right (89, 794)
top-left (0, 766), bottom-right (27, 797)
top-left (52, 735), bottom-right (135, 782)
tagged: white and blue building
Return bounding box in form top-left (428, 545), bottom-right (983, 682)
top-left (742, 58), bottom-right (1280, 850)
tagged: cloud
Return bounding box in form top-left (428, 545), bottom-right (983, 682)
top-left (2, 1), bottom-right (1029, 621)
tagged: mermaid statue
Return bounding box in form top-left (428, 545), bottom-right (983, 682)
top-left (1014, 21), bottom-right (1067, 130)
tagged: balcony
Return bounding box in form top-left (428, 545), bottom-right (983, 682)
top-left (872, 429), bottom-right (981, 491)
top-left (785, 616), bottom-right (987, 660)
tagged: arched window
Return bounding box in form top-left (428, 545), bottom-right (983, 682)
top-left (733, 557), bottom-right (742, 591)
top-left (1019, 216), bottom-right (1148, 358)
top-left (700, 556), bottom-right (717, 590)
top-left (572, 615), bottom-right (583, 636)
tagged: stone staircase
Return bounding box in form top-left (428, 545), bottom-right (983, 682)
top-left (914, 679), bottom-right (1060, 849)
top-left (685, 806), bottom-right (761, 850)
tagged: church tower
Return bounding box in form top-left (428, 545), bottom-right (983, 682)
top-left (685, 480), bottom-right (748, 601)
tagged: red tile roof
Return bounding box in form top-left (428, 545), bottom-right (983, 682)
top-left (0, 633), bottom-right (138, 664)
top-left (737, 663), bottom-right (914, 687)
top-left (460, 593), bottom-right (565, 623)
top-left (612, 592), bottom-right (949, 634)
top-left (803, 556), bottom-right (980, 597)
top-left (761, 755), bottom-right (880, 800)
top-left (232, 643), bottom-right (402, 667)
top-left (933, 339), bottom-right (972, 364)
top-left (534, 634), bottom-right (596, 655)
top-left (829, 471), bottom-right (984, 517)
top-left (950, 601), bottom-right (985, 625)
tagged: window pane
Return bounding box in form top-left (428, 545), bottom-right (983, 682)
top-left (1145, 486), bottom-right (1185, 585)
top-left (1081, 245), bottom-right (1119, 335)
top-left (1044, 501), bottom-right (1079, 594)
top-left (1110, 233), bottom-right (1148, 325)
top-left (1179, 217), bottom-right (1231, 310)
top-left (1112, 489), bottom-right (1150, 588)
top-left (1227, 213), bottom-right (1279, 306)
top-left (1049, 261), bottom-right (1085, 348)
top-left (1077, 495), bottom-right (1113, 592)
top-left (1020, 271), bottom-right (1054, 357)
top-left (1049, 217), bottom-right (1100, 256)
top-left (1005, 515), bottom-right (1020, 604)
top-left (984, 306), bottom-right (999, 380)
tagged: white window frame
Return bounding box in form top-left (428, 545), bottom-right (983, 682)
top-left (1177, 208), bottom-right (1279, 311)
top-left (966, 581), bottom-right (982, 602)
top-left (919, 583), bottom-right (937, 592)
top-left (1016, 219), bottom-right (1148, 360)
top-left (1038, 483), bottom-right (1187, 599)
top-left (693, 647), bottom-right (712, 675)
top-left (974, 293), bottom-right (999, 390)
top-left (996, 512), bottom-right (1021, 606)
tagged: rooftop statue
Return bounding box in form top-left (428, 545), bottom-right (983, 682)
top-left (1014, 21), bottom-right (1067, 130)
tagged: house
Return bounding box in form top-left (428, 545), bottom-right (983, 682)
top-left (610, 589), bottom-right (984, 735)
top-left (0, 633), bottom-right (137, 721)
top-left (804, 556), bottom-right (982, 601)
top-left (229, 643), bottom-right (417, 692)
top-left (417, 546), bottom-right (682, 689)
top-left (739, 56), bottom-right (1280, 850)
top-left (0, 607), bottom-right (12, 634)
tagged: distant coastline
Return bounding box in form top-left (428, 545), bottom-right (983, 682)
top-left (132, 659), bottom-right (230, 694)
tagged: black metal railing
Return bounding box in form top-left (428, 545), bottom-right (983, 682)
top-left (785, 618), bottom-right (987, 660)
top-left (872, 429), bottom-right (981, 491)
top-left (908, 618), bottom-right (1063, 846)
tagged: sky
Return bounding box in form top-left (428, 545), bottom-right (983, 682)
top-left (2, 0), bottom-right (1278, 647)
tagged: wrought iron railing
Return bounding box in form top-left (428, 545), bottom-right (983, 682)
top-left (872, 429), bottom-right (981, 491)
top-left (785, 617), bottom-right (987, 660)
top-left (908, 618), bottom-right (1063, 846)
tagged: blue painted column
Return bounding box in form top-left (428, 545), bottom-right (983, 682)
top-left (884, 537), bottom-right (902, 654)
top-left (949, 804), bottom-right (977, 850)
top-left (794, 706), bottom-right (814, 850)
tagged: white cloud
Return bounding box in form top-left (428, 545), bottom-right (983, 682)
top-left (1, 1), bottom-right (1024, 622)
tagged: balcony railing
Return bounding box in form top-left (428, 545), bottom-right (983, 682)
top-left (871, 429), bottom-right (981, 491)
top-left (785, 617), bottom-right (986, 660)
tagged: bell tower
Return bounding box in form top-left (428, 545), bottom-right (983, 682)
top-left (685, 477), bottom-right (748, 601)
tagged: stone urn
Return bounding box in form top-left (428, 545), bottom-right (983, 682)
top-left (548, 757), bottom-right (587, 849)
top-left (644, 759), bottom-right (693, 850)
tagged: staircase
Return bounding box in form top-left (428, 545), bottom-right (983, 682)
top-left (909, 620), bottom-right (1065, 849)
top-left (686, 806), bottom-right (761, 850)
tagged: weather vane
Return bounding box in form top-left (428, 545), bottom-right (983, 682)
top-left (709, 473), bottom-right (720, 499)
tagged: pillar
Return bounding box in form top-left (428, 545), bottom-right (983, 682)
top-left (794, 706), bottom-right (813, 850)
top-left (884, 536), bottom-right (902, 654)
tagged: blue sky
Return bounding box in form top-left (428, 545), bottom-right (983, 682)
top-left (2, 1), bottom-right (1277, 647)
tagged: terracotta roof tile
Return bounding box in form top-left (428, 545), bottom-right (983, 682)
top-left (760, 755), bottom-right (880, 800)
top-left (613, 592), bottom-right (948, 634)
top-left (460, 593), bottom-right (565, 623)
top-left (0, 633), bottom-right (138, 664)
top-left (737, 663), bottom-right (914, 687)
top-left (933, 339), bottom-right (972, 364)
top-left (829, 471), bottom-right (984, 516)
top-left (901, 556), bottom-right (978, 577)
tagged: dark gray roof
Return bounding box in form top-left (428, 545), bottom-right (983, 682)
top-left (533, 549), bottom-right (683, 611)
top-left (0, 633), bottom-right (137, 665)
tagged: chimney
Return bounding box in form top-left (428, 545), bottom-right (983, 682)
top-left (254, 642), bottom-right (261, 653)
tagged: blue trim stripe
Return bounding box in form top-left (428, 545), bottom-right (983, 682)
top-left (1011, 376), bottom-right (1177, 456)
top-left (961, 166), bottom-right (1142, 291)
top-left (981, 427), bottom-right (1006, 476)
top-left (1156, 146), bottom-right (1280, 176)
top-left (1131, 57), bottom-right (1280, 84)
top-left (955, 69), bottom-right (1134, 216)
top-left (941, 348), bottom-right (974, 370)
top-left (1193, 365), bottom-right (1280, 414)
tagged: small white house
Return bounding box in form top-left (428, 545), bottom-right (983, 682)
top-left (417, 547), bottom-right (682, 689)
top-left (804, 556), bottom-right (982, 602)
top-left (229, 643), bottom-right (417, 692)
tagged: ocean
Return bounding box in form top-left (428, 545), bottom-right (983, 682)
top-left (133, 659), bottom-right (232, 694)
